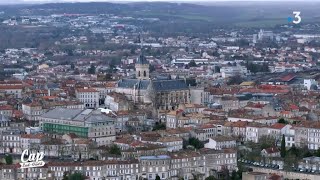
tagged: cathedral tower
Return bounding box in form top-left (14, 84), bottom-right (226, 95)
top-left (135, 54), bottom-right (150, 79)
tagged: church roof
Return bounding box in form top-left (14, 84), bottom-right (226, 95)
top-left (151, 80), bottom-right (189, 92)
top-left (136, 54), bottom-right (148, 65)
top-left (118, 79), bottom-right (150, 90)
top-left (117, 79), bottom-right (189, 92)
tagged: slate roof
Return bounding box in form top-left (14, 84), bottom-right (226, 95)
top-left (136, 54), bottom-right (148, 65)
top-left (41, 108), bottom-right (114, 123)
top-left (118, 79), bottom-right (150, 89)
top-left (117, 79), bottom-right (189, 92)
top-left (41, 108), bottom-right (83, 120)
top-left (151, 80), bottom-right (189, 92)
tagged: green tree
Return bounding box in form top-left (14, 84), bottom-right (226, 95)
top-left (130, 48), bottom-right (135, 54)
top-left (214, 66), bottom-right (220, 73)
top-left (259, 136), bottom-right (276, 150)
top-left (152, 122), bottom-right (166, 131)
top-left (188, 137), bottom-right (204, 149)
top-left (205, 176), bottom-right (217, 180)
top-left (88, 64), bottom-right (96, 74)
top-left (288, 144), bottom-right (300, 157)
top-left (278, 118), bottom-right (288, 124)
top-left (109, 145), bottom-right (121, 156)
top-left (188, 60), bottom-right (197, 67)
top-left (70, 63), bottom-right (75, 70)
top-left (105, 73), bottom-right (112, 80)
top-left (227, 75), bottom-right (244, 85)
top-left (315, 148), bottom-right (320, 157)
top-left (281, 134), bottom-right (286, 158)
top-left (149, 64), bottom-right (156, 73)
top-left (192, 173), bottom-right (198, 180)
top-left (73, 68), bottom-right (80, 75)
top-left (231, 170), bottom-right (240, 180)
top-left (155, 175), bottom-right (161, 180)
top-left (68, 172), bottom-right (85, 180)
top-left (303, 150), bottom-right (313, 157)
top-left (5, 154), bottom-right (13, 165)
top-left (284, 152), bottom-right (297, 171)
top-left (62, 172), bottom-right (69, 180)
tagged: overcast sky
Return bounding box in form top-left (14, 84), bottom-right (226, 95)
top-left (0, 0), bottom-right (316, 5)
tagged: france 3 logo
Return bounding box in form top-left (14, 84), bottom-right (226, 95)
top-left (288, 11), bottom-right (301, 24)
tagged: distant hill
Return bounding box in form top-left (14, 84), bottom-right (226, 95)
top-left (0, 2), bottom-right (320, 28)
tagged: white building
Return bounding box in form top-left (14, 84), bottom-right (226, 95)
top-left (22, 102), bottom-right (46, 121)
top-left (0, 84), bottom-right (23, 98)
top-left (76, 87), bottom-right (99, 108)
top-left (258, 29), bottom-right (274, 40)
top-left (204, 136), bottom-right (236, 150)
top-left (304, 79), bottom-right (318, 90)
top-left (171, 58), bottom-right (209, 65)
top-left (20, 133), bottom-right (47, 150)
top-left (284, 127), bottom-right (295, 148)
top-left (156, 137), bottom-right (183, 152)
top-left (245, 123), bottom-right (267, 143)
top-left (0, 129), bottom-right (22, 154)
top-left (220, 65), bottom-right (249, 78)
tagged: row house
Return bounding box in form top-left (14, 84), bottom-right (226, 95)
top-left (22, 102), bottom-right (46, 121)
top-left (284, 126), bottom-right (295, 148)
top-left (0, 129), bottom-right (23, 154)
top-left (169, 151), bottom-right (205, 180)
top-left (294, 122), bottom-right (320, 150)
top-left (93, 81), bottom-right (117, 105)
top-left (245, 122), bottom-right (268, 143)
top-left (0, 84), bottom-right (23, 99)
top-left (204, 136), bottom-right (237, 150)
top-left (264, 123), bottom-right (292, 141)
top-left (0, 114), bottom-right (10, 132)
top-left (20, 133), bottom-right (48, 150)
top-left (0, 105), bottom-right (14, 117)
top-left (208, 121), bottom-right (232, 137)
top-left (110, 110), bottom-right (146, 133)
top-left (140, 155), bottom-right (171, 180)
top-left (156, 137), bottom-right (183, 152)
top-left (104, 92), bottom-right (132, 112)
top-left (200, 148), bottom-right (238, 177)
top-left (46, 160), bottom-right (139, 180)
top-left (224, 121), bottom-right (248, 141)
top-left (121, 144), bottom-right (167, 159)
top-left (0, 149), bottom-right (237, 180)
top-left (194, 124), bottom-right (217, 141)
top-left (173, 113), bottom-right (211, 128)
top-left (164, 128), bottom-right (191, 141)
top-left (227, 115), bottom-right (278, 126)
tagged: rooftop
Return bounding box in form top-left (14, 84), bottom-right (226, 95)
top-left (140, 155), bottom-right (171, 160)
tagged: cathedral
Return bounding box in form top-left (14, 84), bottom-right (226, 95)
top-left (116, 54), bottom-right (190, 110)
